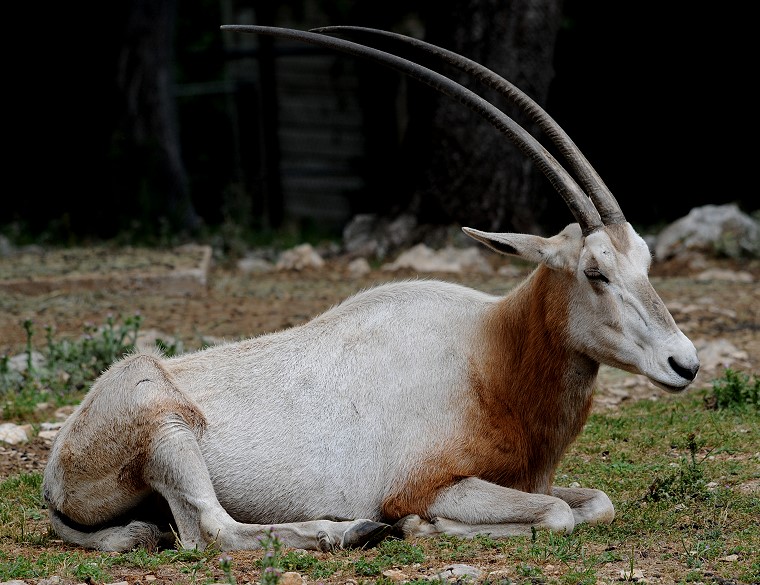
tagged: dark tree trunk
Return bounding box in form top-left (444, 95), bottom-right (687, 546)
top-left (409, 0), bottom-right (565, 234)
top-left (108, 0), bottom-right (201, 235)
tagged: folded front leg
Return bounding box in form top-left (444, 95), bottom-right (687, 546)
top-left (551, 486), bottom-right (615, 526)
top-left (394, 477), bottom-right (576, 540)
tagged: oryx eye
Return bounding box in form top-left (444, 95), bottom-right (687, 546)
top-left (584, 268), bottom-right (609, 284)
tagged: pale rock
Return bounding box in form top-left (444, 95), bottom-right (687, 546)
top-left (619, 568), bottom-right (646, 582)
top-left (383, 244), bottom-right (491, 273)
top-left (346, 257), bottom-right (372, 277)
top-left (8, 351), bottom-right (45, 373)
top-left (381, 569), bottom-right (409, 582)
top-left (237, 256), bottom-right (274, 274)
top-left (434, 564), bottom-right (483, 581)
top-left (695, 268), bottom-right (754, 283)
top-left (38, 430), bottom-right (61, 441)
top-left (0, 423), bottom-right (33, 445)
top-left (276, 244), bottom-right (325, 271)
top-left (654, 203), bottom-right (760, 260)
top-left (343, 213), bottom-right (417, 258)
top-left (279, 571), bottom-right (304, 585)
top-left (693, 338), bottom-right (749, 372)
top-left (54, 405), bottom-right (76, 421)
top-left (497, 264), bottom-right (523, 277)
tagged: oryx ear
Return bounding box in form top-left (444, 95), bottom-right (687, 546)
top-left (462, 225), bottom-right (581, 269)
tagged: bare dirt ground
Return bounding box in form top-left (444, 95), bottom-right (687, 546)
top-left (0, 247), bottom-right (758, 584)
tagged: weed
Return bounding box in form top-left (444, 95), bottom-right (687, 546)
top-left (707, 368), bottom-right (760, 410)
top-left (645, 432), bottom-right (709, 502)
top-left (219, 552), bottom-right (236, 584)
top-left (516, 563), bottom-right (543, 579)
top-left (0, 473), bottom-right (48, 545)
top-left (281, 550), bottom-right (341, 578)
top-left (257, 529), bottom-right (284, 585)
top-left (354, 539), bottom-right (425, 576)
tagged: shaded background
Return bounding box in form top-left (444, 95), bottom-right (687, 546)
top-left (5, 0), bottom-right (755, 246)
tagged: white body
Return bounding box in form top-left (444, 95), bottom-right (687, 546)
top-left (43, 223), bottom-right (699, 552)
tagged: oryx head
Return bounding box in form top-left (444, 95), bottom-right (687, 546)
top-left (220, 24), bottom-right (700, 391)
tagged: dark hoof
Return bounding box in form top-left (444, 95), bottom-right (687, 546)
top-left (343, 521), bottom-right (394, 549)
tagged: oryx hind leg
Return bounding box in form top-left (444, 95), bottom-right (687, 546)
top-left (147, 414), bottom-right (391, 551)
top-left (392, 477), bottom-right (577, 540)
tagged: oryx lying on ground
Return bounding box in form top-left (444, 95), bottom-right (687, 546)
top-left (42, 26), bottom-right (700, 552)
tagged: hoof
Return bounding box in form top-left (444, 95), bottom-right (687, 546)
top-left (342, 520), bottom-right (393, 549)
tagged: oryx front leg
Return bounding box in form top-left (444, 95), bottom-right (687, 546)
top-left (396, 477), bottom-right (575, 539)
top-left (551, 486), bottom-right (615, 526)
top-left (147, 416), bottom-right (389, 551)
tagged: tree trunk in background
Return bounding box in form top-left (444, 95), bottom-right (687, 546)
top-left (108, 0), bottom-right (201, 235)
top-left (410, 0), bottom-right (564, 234)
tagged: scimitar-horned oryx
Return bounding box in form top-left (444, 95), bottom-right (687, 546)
top-left (42, 26), bottom-right (700, 553)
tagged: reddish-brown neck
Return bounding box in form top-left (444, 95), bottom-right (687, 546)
top-left (464, 265), bottom-right (598, 493)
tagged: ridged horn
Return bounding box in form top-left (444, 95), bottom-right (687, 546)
top-left (220, 24), bottom-right (603, 235)
top-left (312, 25), bottom-right (626, 227)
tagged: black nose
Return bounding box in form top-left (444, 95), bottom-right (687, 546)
top-left (668, 356), bottom-right (699, 381)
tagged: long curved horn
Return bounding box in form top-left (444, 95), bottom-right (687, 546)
top-left (312, 25), bottom-right (626, 226)
top-left (220, 25), bottom-right (603, 235)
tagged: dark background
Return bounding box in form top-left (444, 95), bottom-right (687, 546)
top-left (4, 1), bottom-right (755, 246)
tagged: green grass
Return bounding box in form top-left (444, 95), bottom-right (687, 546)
top-left (1, 318), bottom-right (758, 584)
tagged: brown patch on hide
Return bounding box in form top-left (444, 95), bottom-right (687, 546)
top-left (461, 265), bottom-right (596, 493)
top-left (381, 460), bottom-right (467, 520)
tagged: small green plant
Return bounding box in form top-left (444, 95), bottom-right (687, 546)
top-left (281, 550), bottom-right (341, 578)
top-left (219, 552), bottom-right (236, 584)
top-left (646, 432), bottom-right (709, 502)
top-left (258, 529), bottom-right (284, 585)
top-left (22, 319), bottom-right (35, 374)
top-left (516, 563), bottom-right (543, 578)
top-left (0, 473), bottom-right (47, 545)
top-left (354, 538), bottom-right (425, 577)
top-left (708, 368), bottom-right (760, 410)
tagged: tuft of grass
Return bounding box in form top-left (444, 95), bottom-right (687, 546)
top-left (354, 538), bottom-right (425, 576)
top-left (281, 549), bottom-right (343, 578)
top-left (645, 432), bottom-right (709, 503)
top-left (0, 473), bottom-right (48, 546)
top-left (707, 368), bottom-right (760, 411)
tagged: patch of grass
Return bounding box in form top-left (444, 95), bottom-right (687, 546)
top-left (645, 432), bottom-right (709, 503)
top-left (281, 549), bottom-right (343, 578)
top-left (707, 368), bottom-right (760, 410)
top-left (0, 546), bottom-right (221, 582)
top-left (354, 538), bottom-right (425, 576)
top-left (0, 473), bottom-right (49, 546)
